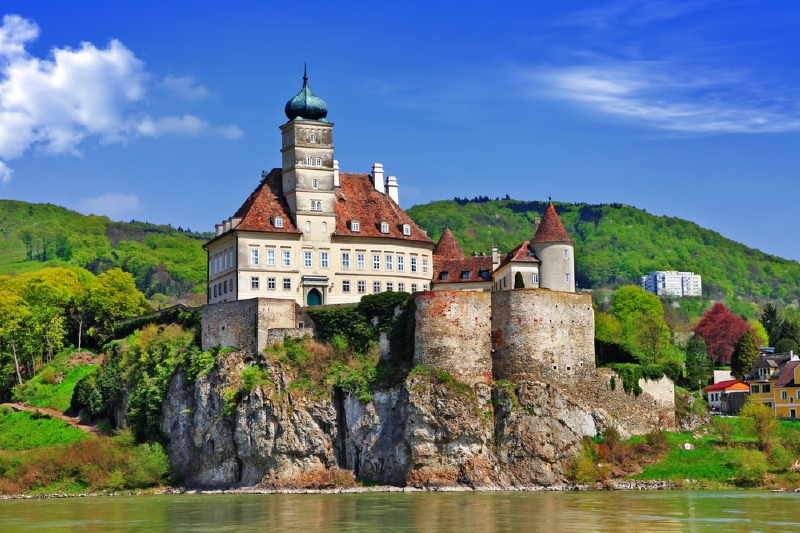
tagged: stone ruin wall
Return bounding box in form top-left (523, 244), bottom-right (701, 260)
top-left (202, 298), bottom-right (298, 352)
top-left (490, 289), bottom-right (595, 381)
top-left (412, 290), bottom-right (492, 386)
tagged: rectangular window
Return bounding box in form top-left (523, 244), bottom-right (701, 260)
top-left (564, 250), bottom-right (569, 259)
top-left (214, 257), bottom-right (218, 274)
top-left (565, 273), bottom-right (570, 283)
top-left (223, 252), bottom-right (227, 270)
top-left (423, 284), bottom-right (428, 291)
top-left (763, 384), bottom-right (771, 394)
top-left (797, 391), bottom-right (800, 400)
top-left (422, 258), bottom-right (428, 274)
top-left (321, 252), bottom-right (329, 268)
top-left (411, 283), bottom-right (417, 292)
top-left (357, 253), bottom-right (366, 270)
top-left (224, 280), bottom-right (228, 293)
top-left (213, 285), bottom-right (217, 297)
top-left (397, 256), bottom-right (404, 271)
top-left (781, 390), bottom-right (787, 400)
top-left (751, 385), bottom-right (760, 394)
top-left (398, 282), bottom-right (405, 292)
top-left (267, 250), bottom-right (275, 266)
top-left (358, 280), bottom-right (366, 293)
top-left (386, 255), bottom-right (393, 271)
top-left (342, 253), bottom-right (350, 269)
top-left (342, 280), bottom-right (351, 293)
top-left (229, 250), bottom-right (233, 268)
top-left (533, 273), bottom-right (539, 284)
top-left (251, 276), bottom-right (259, 290)
top-left (373, 254), bottom-right (381, 270)
top-left (411, 257), bottom-right (417, 272)
top-left (268, 277), bottom-right (276, 290)
top-left (251, 249), bottom-right (259, 266)
top-left (230, 278), bottom-right (235, 293)
top-left (373, 281), bottom-right (381, 293)
top-left (283, 278), bottom-right (291, 291)
top-left (386, 282), bottom-right (394, 292)
top-left (282, 250), bottom-right (291, 267)
top-left (304, 251), bottom-right (312, 268)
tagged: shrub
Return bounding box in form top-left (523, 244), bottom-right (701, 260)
top-left (514, 272), bottom-right (525, 289)
top-left (740, 400), bottom-right (779, 452)
top-left (645, 428), bottom-right (668, 454)
top-left (40, 367), bottom-right (57, 385)
top-left (566, 437), bottom-right (609, 483)
top-left (730, 449), bottom-right (768, 486)
top-left (240, 366), bottom-right (268, 395)
top-left (713, 417), bottom-right (736, 446)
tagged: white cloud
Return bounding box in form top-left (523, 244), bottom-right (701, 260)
top-left (77, 193), bottom-right (142, 220)
top-left (529, 62), bottom-right (800, 134)
top-left (0, 160), bottom-right (13, 183)
top-left (0, 14), bottom-right (241, 181)
top-left (160, 75), bottom-right (209, 99)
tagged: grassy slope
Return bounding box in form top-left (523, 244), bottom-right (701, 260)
top-left (20, 364), bottom-right (98, 412)
top-left (407, 199), bottom-right (800, 306)
top-left (0, 200), bottom-right (213, 299)
top-left (0, 410), bottom-right (88, 451)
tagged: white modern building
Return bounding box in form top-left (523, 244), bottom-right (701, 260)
top-left (641, 271), bottom-right (702, 297)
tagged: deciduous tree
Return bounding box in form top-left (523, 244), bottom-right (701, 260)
top-left (740, 400), bottom-right (779, 452)
top-left (88, 269), bottom-right (148, 345)
top-left (693, 303), bottom-right (758, 365)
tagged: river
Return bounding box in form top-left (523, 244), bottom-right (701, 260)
top-left (1, 490), bottom-right (798, 532)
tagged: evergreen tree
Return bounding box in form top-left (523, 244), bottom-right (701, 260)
top-left (761, 303), bottom-right (783, 346)
top-left (514, 272), bottom-right (525, 289)
top-left (731, 330), bottom-right (759, 380)
top-left (685, 335), bottom-right (712, 387)
top-left (779, 319), bottom-right (800, 348)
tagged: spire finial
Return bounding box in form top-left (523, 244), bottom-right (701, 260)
top-left (303, 63), bottom-right (308, 83)
top-left (548, 196), bottom-right (552, 204)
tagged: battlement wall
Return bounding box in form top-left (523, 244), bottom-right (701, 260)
top-left (412, 290), bottom-right (492, 386)
top-left (491, 289), bottom-right (594, 381)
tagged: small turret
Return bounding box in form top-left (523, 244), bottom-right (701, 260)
top-left (531, 202), bottom-right (575, 292)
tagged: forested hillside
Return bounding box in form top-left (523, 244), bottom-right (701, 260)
top-left (0, 200), bottom-right (212, 303)
top-left (407, 198), bottom-right (800, 307)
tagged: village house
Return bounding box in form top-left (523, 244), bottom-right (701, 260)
top-left (746, 351), bottom-right (800, 419)
top-left (703, 379), bottom-right (749, 415)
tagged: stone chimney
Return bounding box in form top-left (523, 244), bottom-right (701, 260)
top-left (385, 175), bottom-right (399, 203)
top-left (333, 160), bottom-right (340, 187)
top-left (492, 244), bottom-right (500, 270)
top-left (371, 163), bottom-right (384, 193)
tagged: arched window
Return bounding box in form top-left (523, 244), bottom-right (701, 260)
top-left (316, 158), bottom-right (321, 166)
top-left (312, 179), bottom-right (318, 189)
top-left (310, 133), bottom-right (316, 143)
top-left (305, 221), bottom-right (311, 233)
top-left (322, 222), bottom-right (327, 234)
top-left (306, 157), bottom-right (312, 165)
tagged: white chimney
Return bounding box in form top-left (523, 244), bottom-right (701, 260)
top-left (492, 245), bottom-right (500, 270)
top-left (333, 160), bottom-right (340, 187)
top-left (385, 175), bottom-right (399, 203)
top-left (371, 163), bottom-right (384, 193)
top-left (231, 217), bottom-right (243, 229)
top-left (215, 224), bottom-right (223, 236)
top-left (223, 219), bottom-right (231, 232)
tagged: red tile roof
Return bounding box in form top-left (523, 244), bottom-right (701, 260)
top-left (497, 240), bottom-right (539, 269)
top-left (774, 361), bottom-right (799, 388)
top-left (207, 169), bottom-right (434, 246)
top-left (433, 256), bottom-right (493, 284)
top-left (531, 203), bottom-right (573, 245)
top-left (333, 173), bottom-right (434, 244)
top-left (433, 228), bottom-right (465, 259)
top-left (233, 168), bottom-right (301, 234)
top-left (703, 379), bottom-right (748, 392)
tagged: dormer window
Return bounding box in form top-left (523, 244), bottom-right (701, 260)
top-left (312, 179), bottom-right (318, 189)
top-left (461, 271), bottom-right (471, 279)
top-left (380, 222), bottom-right (389, 234)
top-left (402, 224), bottom-right (411, 236)
top-left (351, 220), bottom-right (360, 232)
top-left (310, 133), bottom-right (316, 143)
top-left (440, 272), bottom-right (449, 280)
top-left (273, 216), bottom-right (284, 228)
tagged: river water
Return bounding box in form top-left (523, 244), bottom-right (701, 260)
top-left (1, 490), bottom-right (798, 532)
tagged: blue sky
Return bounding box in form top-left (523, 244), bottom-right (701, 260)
top-left (2, 1), bottom-right (800, 259)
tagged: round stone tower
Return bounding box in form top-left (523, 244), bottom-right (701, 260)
top-left (530, 202), bottom-right (575, 292)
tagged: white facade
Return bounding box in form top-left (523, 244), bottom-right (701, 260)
top-left (640, 271), bottom-right (702, 297)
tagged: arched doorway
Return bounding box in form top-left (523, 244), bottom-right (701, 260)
top-left (306, 288), bottom-right (322, 306)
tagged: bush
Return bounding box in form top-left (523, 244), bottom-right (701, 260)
top-left (40, 367), bottom-right (57, 385)
top-left (514, 272), bottom-right (525, 288)
top-left (713, 417), bottom-right (736, 446)
top-left (662, 360), bottom-right (683, 383)
top-left (730, 449), bottom-right (768, 486)
top-left (566, 437), bottom-right (609, 483)
top-left (240, 366), bottom-right (268, 395)
top-left (740, 400), bottom-right (779, 452)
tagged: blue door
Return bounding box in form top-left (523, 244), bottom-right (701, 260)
top-left (307, 288), bottom-right (322, 306)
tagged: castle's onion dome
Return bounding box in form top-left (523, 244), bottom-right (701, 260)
top-left (284, 66), bottom-right (328, 121)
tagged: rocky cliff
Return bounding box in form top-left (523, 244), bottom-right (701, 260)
top-left (161, 349), bottom-right (673, 489)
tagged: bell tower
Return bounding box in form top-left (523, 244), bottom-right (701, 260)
top-left (280, 66), bottom-right (336, 226)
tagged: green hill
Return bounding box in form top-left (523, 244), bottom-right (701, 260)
top-left (407, 198), bottom-right (800, 308)
top-left (0, 200), bottom-right (212, 302)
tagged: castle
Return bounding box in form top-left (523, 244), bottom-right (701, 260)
top-left (204, 69), bottom-right (575, 307)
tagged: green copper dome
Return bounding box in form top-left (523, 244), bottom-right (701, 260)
top-left (284, 66), bottom-right (328, 121)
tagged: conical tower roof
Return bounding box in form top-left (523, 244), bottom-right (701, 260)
top-left (531, 203), bottom-right (573, 245)
top-left (433, 228), bottom-right (465, 259)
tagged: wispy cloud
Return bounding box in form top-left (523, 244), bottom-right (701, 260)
top-left (527, 60), bottom-right (800, 134)
top-left (0, 15), bottom-right (241, 182)
top-left (558, 0), bottom-right (741, 28)
top-left (159, 75), bottom-right (209, 99)
top-left (77, 193), bottom-right (142, 220)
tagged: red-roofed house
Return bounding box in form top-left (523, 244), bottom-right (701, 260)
top-left (491, 203), bottom-right (576, 292)
top-left (204, 71), bottom-right (434, 306)
top-left (703, 380), bottom-right (749, 413)
top-left (431, 229), bottom-right (493, 292)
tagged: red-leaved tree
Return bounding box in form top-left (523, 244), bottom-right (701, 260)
top-left (693, 303), bottom-right (761, 364)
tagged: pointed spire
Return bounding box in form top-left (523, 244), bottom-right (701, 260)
top-left (531, 203), bottom-right (573, 245)
top-left (303, 63), bottom-right (308, 84)
top-left (434, 227), bottom-right (465, 259)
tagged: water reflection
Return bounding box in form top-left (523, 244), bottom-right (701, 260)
top-left (0, 490), bottom-right (798, 532)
